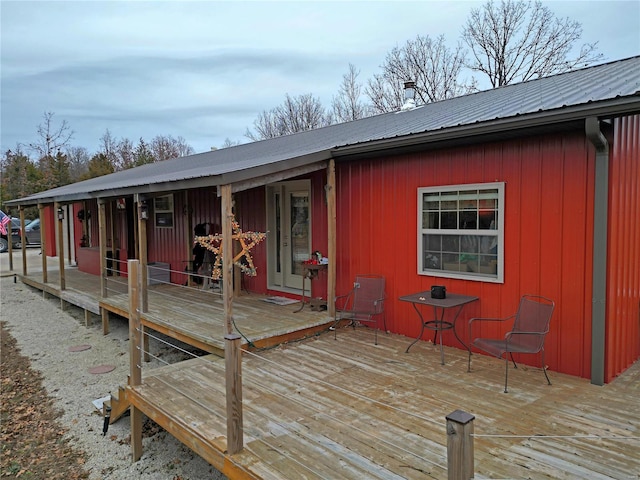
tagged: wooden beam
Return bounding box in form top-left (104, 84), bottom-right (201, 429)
top-left (185, 191), bottom-right (194, 287)
top-left (109, 200), bottom-right (117, 275)
top-left (135, 194), bottom-right (149, 312)
top-left (221, 184), bottom-right (244, 454)
top-left (66, 205), bottom-right (72, 264)
top-left (55, 203), bottom-right (66, 291)
top-left (221, 185), bottom-right (233, 335)
top-left (128, 260), bottom-right (142, 386)
top-left (38, 204), bottom-right (48, 284)
top-left (327, 159), bottom-right (337, 318)
top-left (98, 199), bottom-right (108, 298)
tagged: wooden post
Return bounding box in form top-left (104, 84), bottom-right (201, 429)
top-left (128, 260), bottom-right (143, 461)
top-left (327, 159), bottom-right (337, 318)
top-left (222, 185), bottom-right (233, 334)
top-left (38, 204), bottom-right (48, 285)
top-left (221, 184), bottom-right (243, 454)
top-left (66, 205), bottom-right (72, 265)
top-left (98, 200), bottom-right (108, 298)
top-left (98, 199), bottom-right (110, 334)
top-left (446, 410), bottom-right (475, 480)
top-left (184, 191), bottom-right (194, 287)
top-left (135, 194), bottom-right (149, 312)
top-left (55, 202), bottom-right (65, 291)
top-left (109, 201), bottom-right (117, 275)
top-left (20, 207), bottom-right (26, 275)
top-left (225, 333), bottom-right (243, 454)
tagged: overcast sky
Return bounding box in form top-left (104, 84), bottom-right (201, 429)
top-left (1, 0), bottom-right (639, 156)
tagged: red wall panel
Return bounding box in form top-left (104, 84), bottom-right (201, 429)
top-left (606, 115), bottom-right (640, 381)
top-left (335, 132), bottom-right (595, 379)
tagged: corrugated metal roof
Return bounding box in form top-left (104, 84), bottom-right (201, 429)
top-left (9, 56), bottom-right (640, 206)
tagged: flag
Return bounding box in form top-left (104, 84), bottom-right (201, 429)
top-left (0, 210), bottom-right (10, 236)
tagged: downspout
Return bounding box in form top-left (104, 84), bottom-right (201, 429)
top-left (585, 117), bottom-right (609, 386)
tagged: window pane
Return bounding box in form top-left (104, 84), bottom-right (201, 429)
top-left (425, 234), bottom-right (442, 251)
top-left (423, 193), bottom-right (440, 211)
top-left (478, 210), bottom-right (496, 229)
top-left (459, 192), bottom-right (478, 210)
top-left (441, 191), bottom-right (458, 210)
top-left (424, 212), bottom-right (439, 229)
top-left (478, 235), bottom-right (498, 254)
top-left (441, 235), bottom-right (459, 252)
top-left (441, 211), bottom-right (457, 229)
top-left (459, 210), bottom-right (477, 229)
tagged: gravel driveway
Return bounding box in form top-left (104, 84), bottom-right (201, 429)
top-left (1, 250), bottom-right (226, 479)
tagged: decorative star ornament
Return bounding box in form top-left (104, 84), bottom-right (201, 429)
top-left (195, 215), bottom-right (266, 280)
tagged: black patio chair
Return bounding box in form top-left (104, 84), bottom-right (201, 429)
top-left (331, 274), bottom-right (386, 344)
top-left (467, 295), bottom-right (555, 393)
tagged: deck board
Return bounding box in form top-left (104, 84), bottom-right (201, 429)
top-left (129, 329), bottom-right (640, 479)
top-left (20, 268), bottom-right (333, 355)
top-left (16, 267), bottom-right (640, 478)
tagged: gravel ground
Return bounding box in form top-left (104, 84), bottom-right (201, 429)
top-left (1, 250), bottom-right (226, 480)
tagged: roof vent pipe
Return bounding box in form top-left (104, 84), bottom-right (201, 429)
top-left (401, 81), bottom-right (416, 111)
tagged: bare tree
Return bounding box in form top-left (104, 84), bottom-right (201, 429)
top-left (98, 129), bottom-right (120, 169)
top-left (65, 146), bottom-right (90, 182)
top-left (331, 64), bottom-right (371, 123)
top-left (29, 112), bottom-right (74, 160)
top-left (221, 138), bottom-right (241, 148)
top-left (366, 34), bottom-right (470, 114)
top-left (150, 135), bottom-right (195, 161)
top-left (246, 93), bottom-right (332, 141)
top-left (462, 0), bottom-right (603, 87)
top-left (115, 137), bottom-right (135, 170)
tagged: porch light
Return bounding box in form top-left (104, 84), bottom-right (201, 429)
top-left (57, 207), bottom-right (64, 220)
top-left (140, 201), bottom-right (149, 220)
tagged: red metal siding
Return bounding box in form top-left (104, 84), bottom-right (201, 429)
top-left (606, 115), bottom-right (640, 382)
top-left (335, 132), bottom-right (595, 379)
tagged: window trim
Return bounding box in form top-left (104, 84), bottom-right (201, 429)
top-left (417, 182), bottom-right (505, 283)
top-left (153, 194), bottom-right (174, 228)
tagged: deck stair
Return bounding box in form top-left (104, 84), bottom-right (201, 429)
top-left (106, 377), bottom-right (131, 425)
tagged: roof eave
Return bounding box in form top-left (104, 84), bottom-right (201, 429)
top-left (331, 96), bottom-right (640, 157)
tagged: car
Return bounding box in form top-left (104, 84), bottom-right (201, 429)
top-left (0, 218), bottom-right (22, 253)
top-left (23, 218), bottom-right (41, 245)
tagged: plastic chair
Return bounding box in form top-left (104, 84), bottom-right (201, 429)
top-left (467, 295), bottom-right (555, 393)
top-left (331, 275), bottom-right (386, 344)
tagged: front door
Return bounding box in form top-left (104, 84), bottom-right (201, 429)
top-left (266, 180), bottom-right (311, 291)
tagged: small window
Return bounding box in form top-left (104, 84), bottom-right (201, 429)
top-left (154, 194), bottom-right (174, 228)
top-left (418, 183), bottom-right (504, 283)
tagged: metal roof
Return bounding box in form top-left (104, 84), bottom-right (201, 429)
top-left (8, 56), bottom-right (640, 206)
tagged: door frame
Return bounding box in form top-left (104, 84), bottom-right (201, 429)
top-left (266, 179), bottom-right (311, 293)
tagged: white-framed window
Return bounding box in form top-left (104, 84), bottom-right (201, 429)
top-left (418, 182), bottom-right (504, 283)
top-left (154, 194), bottom-right (174, 228)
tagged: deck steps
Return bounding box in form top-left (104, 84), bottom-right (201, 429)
top-left (107, 378), bottom-right (131, 425)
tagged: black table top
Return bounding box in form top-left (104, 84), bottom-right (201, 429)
top-left (398, 291), bottom-right (478, 308)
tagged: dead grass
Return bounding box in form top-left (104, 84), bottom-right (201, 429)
top-left (1, 321), bottom-right (89, 479)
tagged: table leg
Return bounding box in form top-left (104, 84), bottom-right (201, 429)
top-left (294, 273), bottom-right (306, 313)
top-left (451, 304), bottom-right (467, 350)
top-left (436, 306), bottom-right (445, 365)
top-left (405, 302), bottom-right (426, 353)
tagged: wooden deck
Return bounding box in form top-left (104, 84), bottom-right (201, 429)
top-left (19, 267), bottom-right (334, 356)
top-left (15, 263), bottom-right (640, 478)
top-left (130, 328), bottom-right (640, 479)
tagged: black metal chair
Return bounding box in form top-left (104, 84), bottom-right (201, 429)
top-left (331, 275), bottom-right (386, 344)
top-left (468, 295), bottom-right (555, 393)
